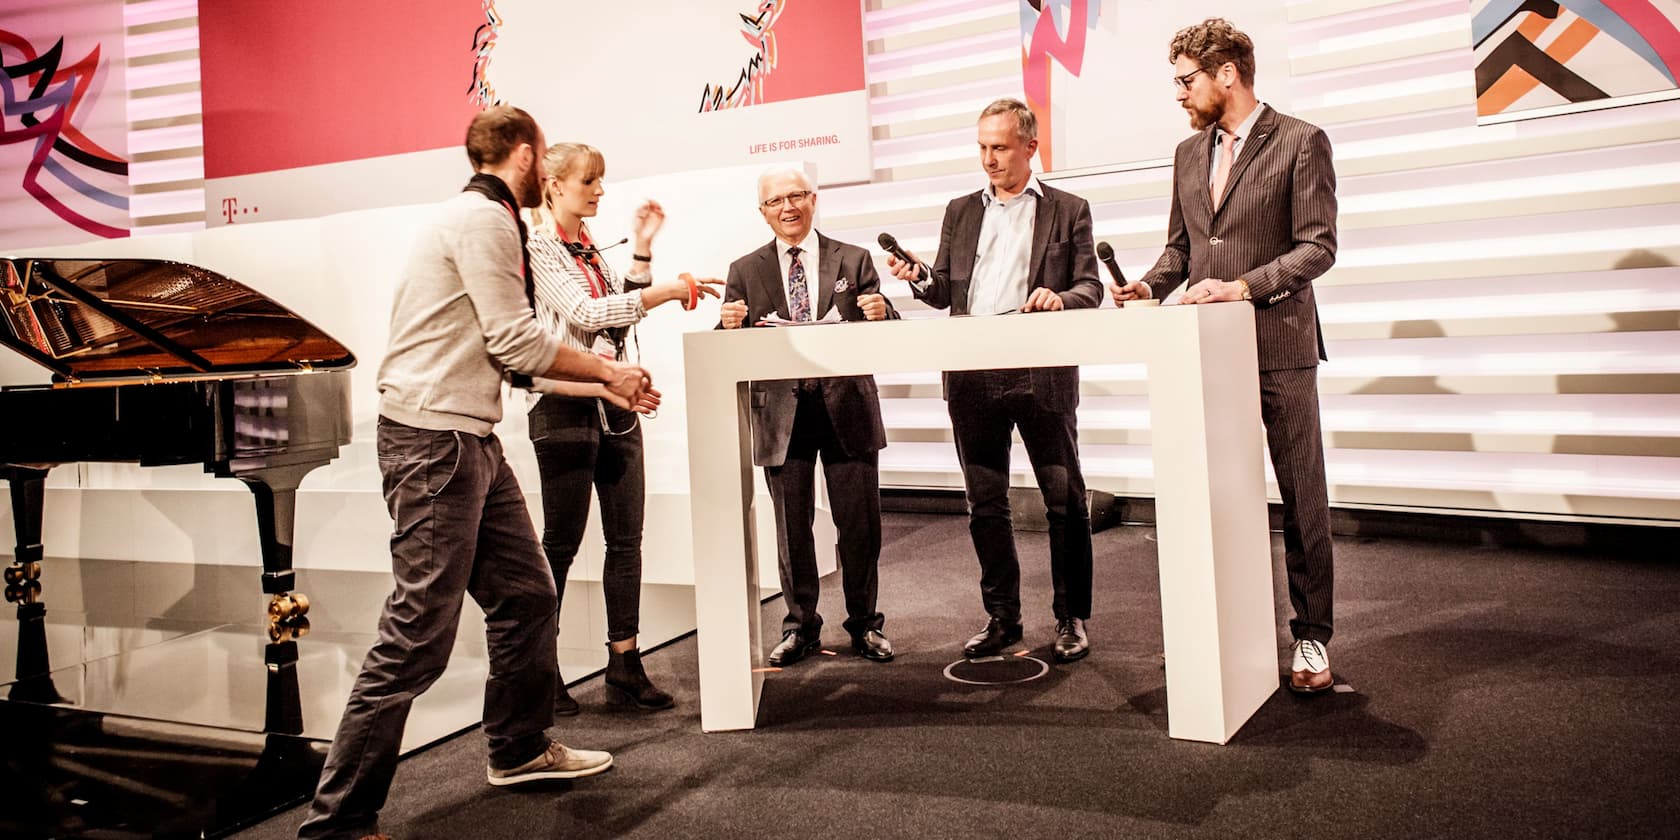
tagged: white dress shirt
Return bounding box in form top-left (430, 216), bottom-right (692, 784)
top-left (968, 175), bottom-right (1042, 316)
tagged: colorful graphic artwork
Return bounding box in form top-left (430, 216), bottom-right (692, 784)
top-left (1473, 0), bottom-right (1680, 117)
top-left (0, 29), bottom-right (128, 239)
top-left (1020, 0), bottom-right (1100, 172)
top-left (470, 0), bottom-right (501, 107)
top-left (700, 2), bottom-right (784, 111)
top-left (698, 1), bottom-right (867, 113)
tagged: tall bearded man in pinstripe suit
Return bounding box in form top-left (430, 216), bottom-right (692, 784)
top-left (1112, 18), bottom-right (1340, 694)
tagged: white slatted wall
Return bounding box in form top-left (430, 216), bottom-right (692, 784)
top-left (829, 0), bottom-right (1680, 524)
top-left (122, 0), bottom-right (204, 236)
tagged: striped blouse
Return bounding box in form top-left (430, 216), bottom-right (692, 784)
top-left (526, 227), bottom-right (648, 361)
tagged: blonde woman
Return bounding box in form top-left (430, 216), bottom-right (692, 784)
top-left (526, 142), bottom-right (721, 713)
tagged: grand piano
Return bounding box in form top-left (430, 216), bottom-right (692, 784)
top-left (0, 256), bottom-right (353, 728)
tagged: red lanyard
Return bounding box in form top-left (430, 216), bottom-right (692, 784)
top-left (556, 224), bottom-right (609, 299)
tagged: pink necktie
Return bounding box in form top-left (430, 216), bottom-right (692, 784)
top-left (1211, 131), bottom-right (1238, 210)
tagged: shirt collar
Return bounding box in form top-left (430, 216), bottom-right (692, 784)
top-left (982, 174), bottom-right (1043, 207)
top-left (776, 230), bottom-right (817, 259)
top-left (1219, 103), bottom-right (1267, 145)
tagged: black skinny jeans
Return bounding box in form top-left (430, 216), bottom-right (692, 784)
top-left (528, 394), bottom-right (645, 643)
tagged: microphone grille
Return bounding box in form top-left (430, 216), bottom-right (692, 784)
top-left (877, 232), bottom-right (897, 250)
top-left (1096, 241), bottom-right (1114, 260)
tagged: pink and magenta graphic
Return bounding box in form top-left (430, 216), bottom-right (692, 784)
top-left (1, 29), bottom-right (129, 239)
top-left (1020, 0), bottom-right (1100, 171)
top-left (698, 1), bottom-right (866, 113)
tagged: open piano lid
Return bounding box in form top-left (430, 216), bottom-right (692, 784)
top-left (1, 257), bottom-right (354, 385)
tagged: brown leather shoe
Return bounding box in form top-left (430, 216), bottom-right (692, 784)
top-left (1288, 639), bottom-right (1333, 694)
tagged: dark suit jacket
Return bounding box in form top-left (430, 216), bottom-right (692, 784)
top-left (722, 232), bottom-right (894, 468)
top-left (1140, 106), bottom-right (1338, 371)
top-left (913, 181), bottom-right (1103, 411)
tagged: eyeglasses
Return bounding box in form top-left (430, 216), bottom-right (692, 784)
top-left (1172, 67), bottom-right (1206, 91)
top-left (760, 190), bottom-right (812, 209)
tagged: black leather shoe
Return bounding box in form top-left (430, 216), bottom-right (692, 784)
top-left (767, 630), bottom-right (821, 666)
top-left (851, 629), bottom-right (894, 662)
top-left (963, 618), bottom-right (1024, 658)
top-left (1053, 617), bottom-right (1089, 662)
top-left (554, 675), bottom-right (580, 717)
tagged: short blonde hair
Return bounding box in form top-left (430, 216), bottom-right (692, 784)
top-left (535, 142), bottom-right (606, 225)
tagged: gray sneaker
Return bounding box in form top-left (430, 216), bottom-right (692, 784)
top-left (486, 740), bottom-right (613, 786)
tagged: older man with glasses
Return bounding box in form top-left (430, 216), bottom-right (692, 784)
top-left (716, 165), bottom-right (899, 667)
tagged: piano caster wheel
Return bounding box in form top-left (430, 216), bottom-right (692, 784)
top-left (268, 592), bottom-right (311, 643)
top-left (4, 561), bottom-right (41, 585)
top-left (271, 618), bottom-right (311, 643)
top-left (5, 563), bottom-right (42, 604)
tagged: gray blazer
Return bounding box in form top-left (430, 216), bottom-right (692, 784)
top-left (915, 181), bottom-right (1104, 411)
top-left (721, 232), bottom-right (893, 468)
top-left (1140, 106), bottom-right (1338, 371)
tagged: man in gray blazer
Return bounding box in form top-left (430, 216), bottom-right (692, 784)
top-left (718, 166), bottom-right (897, 666)
top-left (1113, 18), bottom-right (1340, 693)
top-left (886, 98), bottom-right (1104, 663)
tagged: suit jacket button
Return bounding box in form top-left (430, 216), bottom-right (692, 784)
top-left (1209, 236), bottom-right (1222, 245)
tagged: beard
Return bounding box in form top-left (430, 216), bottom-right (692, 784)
top-left (517, 161), bottom-right (543, 208)
top-left (1186, 92), bottom-right (1226, 131)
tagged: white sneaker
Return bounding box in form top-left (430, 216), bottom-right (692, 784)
top-left (486, 740), bottom-right (613, 786)
top-left (1289, 639), bottom-right (1332, 694)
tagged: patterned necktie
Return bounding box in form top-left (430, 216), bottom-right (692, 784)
top-left (786, 245), bottom-right (810, 322)
top-left (1211, 131), bottom-right (1238, 210)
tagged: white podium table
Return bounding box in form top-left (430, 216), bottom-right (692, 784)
top-left (683, 304), bottom-right (1277, 743)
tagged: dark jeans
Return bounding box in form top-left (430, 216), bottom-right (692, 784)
top-left (947, 369), bottom-right (1093, 625)
top-left (764, 389), bottom-right (885, 638)
top-left (529, 394), bottom-right (644, 643)
top-left (298, 418), bottom-right (557, 840)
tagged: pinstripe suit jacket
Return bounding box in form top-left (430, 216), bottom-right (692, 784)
top-left (915, 182), bottom-right (1104, 410)
top-left (1140, 106), bottom-right (1338, 371)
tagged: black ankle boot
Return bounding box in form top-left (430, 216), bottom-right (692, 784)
top-left (604, 646), bottom-right (674, 710)
top-left (554, 673), bottom-right (580, 717)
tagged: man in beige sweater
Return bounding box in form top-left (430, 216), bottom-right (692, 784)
top-left (299, 106), bottom-right (651, 840)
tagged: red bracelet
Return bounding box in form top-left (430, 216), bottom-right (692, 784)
top-left (681, 273), bottom-right (699, 310)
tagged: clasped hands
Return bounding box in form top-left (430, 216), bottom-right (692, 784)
top-left (717, 292), bottom-right (890, 329)
top-left (601, 361), bottom-right (660, 415)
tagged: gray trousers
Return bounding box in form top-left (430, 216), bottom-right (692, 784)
top-left (299, 418), bottom-right (558, 839)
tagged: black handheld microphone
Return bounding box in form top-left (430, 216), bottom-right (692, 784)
top-left (877, 232), bottom-right (921, 281)
top-left (1096, 241), bottom-right (1127, 286)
